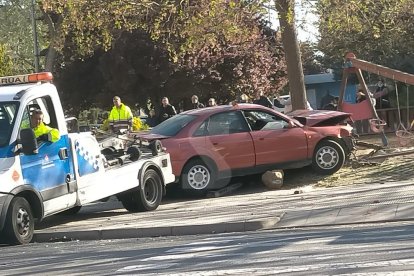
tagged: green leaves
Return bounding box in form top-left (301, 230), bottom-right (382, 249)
top-left (0, 44), bottom-right (14, 76)
top-left (316, 0), bottom-right (414, 72)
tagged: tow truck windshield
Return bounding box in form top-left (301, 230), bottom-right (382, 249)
top-left (0, 102), bottom-right (18, 147)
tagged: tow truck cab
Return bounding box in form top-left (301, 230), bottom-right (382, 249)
top-left (0, 73), bottom-right (175, 245)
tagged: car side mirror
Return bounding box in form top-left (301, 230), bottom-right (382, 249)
top-left (20, 128), bottom-right (38, 155)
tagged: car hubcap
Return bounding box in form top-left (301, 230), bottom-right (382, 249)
top-left (188, 165), bottom-right (210, 190)
top-left (316, 146), bottom-right (339, 169)
top-left (16, 208), bottom-right (30, 237)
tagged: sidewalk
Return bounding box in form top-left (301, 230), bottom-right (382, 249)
top-left (33, 179), bottom-right (414, 243)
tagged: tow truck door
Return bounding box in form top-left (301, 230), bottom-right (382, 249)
top-left (19, 97), bottom-right (76, 214)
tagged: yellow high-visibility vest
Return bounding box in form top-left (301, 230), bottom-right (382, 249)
top-left (33, 122), bottom-right (60, 142)
top-left (108, 104), bottom-right (133, 121)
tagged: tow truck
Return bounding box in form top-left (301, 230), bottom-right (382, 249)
top-left (0, 72), bottom-right (175, 245)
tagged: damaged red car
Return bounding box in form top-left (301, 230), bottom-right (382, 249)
top-left (138, 104), bottom-right (354, 192)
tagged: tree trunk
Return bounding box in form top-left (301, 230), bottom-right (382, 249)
top-left (275, 0), bottom-right (307, 110)
top-left (42, 11), bottom-right (62, 73)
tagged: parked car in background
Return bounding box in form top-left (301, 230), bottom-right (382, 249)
top-left (273, 95), bottom-right (313, 113)
top-left (136, 104), bottom-right (354, 193)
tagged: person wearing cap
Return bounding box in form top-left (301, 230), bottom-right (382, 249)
top-left (108, 96), bottom-right (133, 132)
top-left (31, 109), bottom-right (60, 142)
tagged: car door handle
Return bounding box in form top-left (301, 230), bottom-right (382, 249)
top-left (59, 148), bottom-right (69, 160)
top-left (259, 137), bottom-right (265, 141)
top-left (213, 142), bottom-right (219, 145)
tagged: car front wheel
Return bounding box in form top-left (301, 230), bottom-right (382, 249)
top-left (312, 139), bottom-right (345, 175)
top-left (181, 159), bottom-right (216, 193)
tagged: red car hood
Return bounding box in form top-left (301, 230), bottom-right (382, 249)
top-left (130, 131), bottom-right (170, 141)
top-left (287, 109), bottom-right (351, 127)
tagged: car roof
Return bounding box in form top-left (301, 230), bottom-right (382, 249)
top-left (180, 103), bottom-right (274, 116)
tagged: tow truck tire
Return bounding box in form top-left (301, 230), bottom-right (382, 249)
top-left (126, 146), bottom-right (142, 161)
top-left (150, 140), bottom-right (163, 156)
top-left (4, 197), bottom-right (34, 245)
top-left (120, 169), bottom-right (163, 212)
top-left (312, 139), bottom-right (345, 175)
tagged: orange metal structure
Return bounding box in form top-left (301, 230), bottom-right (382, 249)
top-left (338, 53), bottom-right (414, 116)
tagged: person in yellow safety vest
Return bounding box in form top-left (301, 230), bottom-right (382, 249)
top-left (30, 109), bottom-right (60, 142)
top-left (108, 96), bottom-right (133, 132)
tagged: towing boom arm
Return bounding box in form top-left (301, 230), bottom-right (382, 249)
top-left (345, 53), bottom-right (414, 85)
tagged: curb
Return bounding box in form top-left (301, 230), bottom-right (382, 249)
top-left (33, 214), bottom-right (285, 243)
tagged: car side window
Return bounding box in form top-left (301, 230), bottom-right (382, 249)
top-left (194, 111), bottom-right (248, 136)
top-left (243, 110), bottom-right (289, 131)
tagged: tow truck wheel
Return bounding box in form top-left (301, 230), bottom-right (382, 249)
top-left (126, 146), bottom-right (142, 161)
top-left (4, 197), bottom-right (34, 245)
top-left (312, 139), bottom-right (345, 175)
top-left (119, 169), bottom-right (163, 212)
top-left (150, 140), bottom-right (163, 156)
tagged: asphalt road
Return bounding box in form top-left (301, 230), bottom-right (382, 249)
top-left (2, 222), bottom-right (414, 275)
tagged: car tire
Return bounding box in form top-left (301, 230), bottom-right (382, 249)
top-left (119, 169), bottom-right (163, 212)
top-left (181, 158), bottom-right (216, 194)
top-left (312, 139), bottom-right (345, 175)
top-left (4, 197), bottom-right (34, 245)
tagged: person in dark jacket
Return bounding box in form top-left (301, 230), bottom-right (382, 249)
top-left (191, 95), bottom-right (204, 109)
top-left (158, 97), bottom-right (177, 123)
top-left (146, 109), bottom-right (159, 127)
top-left (253, 91), bottom-right (273, 108)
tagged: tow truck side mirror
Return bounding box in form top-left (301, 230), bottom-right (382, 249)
top-left (20, 128), bottom-right (38, 155)
top-left (65, 117), bottom-right (79, 133)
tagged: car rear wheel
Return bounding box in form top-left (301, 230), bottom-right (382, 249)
top-left (181, 159), bottom-right (216, 193)
top-left (312, 139), bottom-right (345, 175)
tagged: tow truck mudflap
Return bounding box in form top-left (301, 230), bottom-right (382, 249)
top-left (0, 193), bottom-right (13, 232)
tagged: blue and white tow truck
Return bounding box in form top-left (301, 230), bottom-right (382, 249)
top-left (0, 72), bottom-right (175, 245)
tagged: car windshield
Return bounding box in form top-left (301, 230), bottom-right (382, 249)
top-left (150, 114), bottom-right (196, 136)
top-left (0, 102), bottom-right (19, 147)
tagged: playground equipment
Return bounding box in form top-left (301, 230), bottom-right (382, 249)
top-left (338, 53), bottom-right (414, 165)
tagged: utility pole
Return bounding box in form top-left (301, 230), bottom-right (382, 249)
top-left (30, 0), bottom-right (40, 72)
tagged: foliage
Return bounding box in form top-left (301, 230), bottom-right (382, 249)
top-left (47, 1), bottom-right (287, 114)
top-left (316, 0), bottom-right (414, 74)
top-left (300, 42), bottom-right (326, 75)
top-left (0, 0), bottom-right (48, 73)
top-left (0, 44), bottom-right (14, 76)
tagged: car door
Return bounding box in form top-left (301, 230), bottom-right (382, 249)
top-left (202, 110), bottom-right (255, 172)
top-left (19, 97), bottom-right (75, 203)
top-left (243, 109), bottom-right (308, 166)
